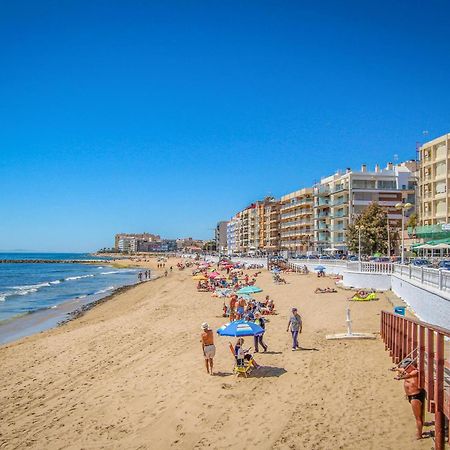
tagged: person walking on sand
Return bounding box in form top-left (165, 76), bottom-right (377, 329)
top-left (254, 312), bottom-right (268, 353)
top-left (286, 307), bottom-right (302, 351)
top-left (393, 358), bottom-right (425, 439)
top-left (200, 322), bottom-right (215, 375)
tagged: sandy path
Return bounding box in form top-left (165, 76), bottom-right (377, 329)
top-left (0, 259), bottom-right (431, 449)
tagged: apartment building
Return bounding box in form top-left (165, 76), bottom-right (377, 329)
top-left (279, 188), bottom-right (314, 255)
top-left (313, 162), bottom-right (416, 253)
top-left (114, 232), bottom-right (160, 250)
top-left (257, 197), bottom-right (280, 254)
top-left (419, 133), bottom-right (450, 227)
top-left (226, 216), bottom-right (240, 255)
top-left (237, 204), bottom-right (259, 253)
top-left (117, 236), bottom-right (138, 253)
top-left (214, 221), bottom-right (228, 254)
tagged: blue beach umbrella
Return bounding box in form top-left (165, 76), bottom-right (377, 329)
top-left (236, 286), bottom-right (263, 294)
top-left (314, 265), bottom-right (326, 271)
top-left (217, 320), bottom-right (264, 337)
top-left (272, 268), bottom-right (281, 273)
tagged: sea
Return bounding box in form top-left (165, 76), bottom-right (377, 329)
top-left (0, 253), bottom-right (142, 344)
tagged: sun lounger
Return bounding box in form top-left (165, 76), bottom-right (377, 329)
top-left (229, 342), bottom-right (253, 377)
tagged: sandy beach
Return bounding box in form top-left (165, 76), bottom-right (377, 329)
top-left (0, 258), bottom-right (431, 449)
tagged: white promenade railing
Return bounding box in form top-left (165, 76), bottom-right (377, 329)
top-left (288, 260), bottom-right (394, 274)
top-left (393, 264), bottom-right (450, 293)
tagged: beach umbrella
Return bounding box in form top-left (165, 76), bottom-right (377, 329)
top-left (314, 265), bottom-right (326, 271)
top-left (217, 320), bottom-right (264, 337)
top-left (208, 271), bottom-right (220, 278)
top-left (236, 286), bottom-right (263, 294)
top-left (272, 268), bottom-right (281, 273)
top-left (192, 274), bottom-right (207, 280)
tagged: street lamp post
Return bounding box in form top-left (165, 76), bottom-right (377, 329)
top-left (395, 202), bottom-right (413, 264)
top-left (355, 225), bottom-right (364, 269)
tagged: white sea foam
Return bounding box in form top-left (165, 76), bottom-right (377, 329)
top-left (94, 286), bottom-right (115, 295)
top-left (50, 280), bottom-right (61, 285)
top-left (0, 295), bottom-right (6, 302)
top-left (100, 271), bottom-right (121, 275)
top-left (66, 274), bottom-right (95, 281)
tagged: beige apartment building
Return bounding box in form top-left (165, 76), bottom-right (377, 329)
top-left (419, 133), bottom-right (450, 226)
top-left (237, 204), bottom-right (259, 254)
top-left (258, 197), bottom-right (280, 253)
top-left (279, 188), bottom-right (314, 255)
top-left (314, 162), bottom-right (416, 254)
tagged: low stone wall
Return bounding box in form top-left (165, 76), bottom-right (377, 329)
top-left (343, 271), bottom-right (392, 290)
top-left (391, 275), bottom-right (450, 329)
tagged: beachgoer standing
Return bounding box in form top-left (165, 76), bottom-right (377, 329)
top-left (164, 270), bottom-right (168, 277)
top-left (394, 358), bottom-right (425, 439)
top-left (286, 307), bottom-right (302, 351)
top-left (200, 323), bottom-right (215, 375)
top-left (254, 312), bottom-right (268, 352)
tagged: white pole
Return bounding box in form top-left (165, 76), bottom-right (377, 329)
top-left (401, 209), bottom-right (405, 265)
top-left (346, 308), bottom-right (353, 336)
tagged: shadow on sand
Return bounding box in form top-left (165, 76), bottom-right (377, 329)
top-left (259, 351), bottom-right (282, 355)
top-left (251, 366), bottom-right (287, 378)
top-left (213, 371), bottom-right (234, 377)
top-left (297, 346), bottom-right (319, 351)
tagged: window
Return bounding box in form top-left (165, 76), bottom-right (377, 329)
top-left (378, 180), bottom-right (396, 189)
top-left (352, 180), bottom-right (376, 189)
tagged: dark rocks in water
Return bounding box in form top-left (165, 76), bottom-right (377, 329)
top-left (0, 259), bottom-right (109, 264)
top-left (56, 276), bottom-right (162, 327)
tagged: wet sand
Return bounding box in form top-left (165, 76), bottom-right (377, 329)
top-left (0, 258), bottom-right (430, 449)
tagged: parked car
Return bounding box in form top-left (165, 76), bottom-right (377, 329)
top-left (348, 255), bottom-right (359, 261)
top-left (411, 259), bottom-right (432, 267)
top-left (438, 260), bottom-right (450, 270)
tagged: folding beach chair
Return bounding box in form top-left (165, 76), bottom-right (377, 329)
top-left (229, 342), bottom-right (253, 377)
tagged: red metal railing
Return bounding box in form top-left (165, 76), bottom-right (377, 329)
top-left (380, 311), bottom-right (450, 449)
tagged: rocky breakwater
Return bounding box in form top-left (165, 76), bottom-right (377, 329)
top-left (0, 259), bottom-right (110, 264)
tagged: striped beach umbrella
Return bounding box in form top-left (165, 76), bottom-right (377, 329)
top-left (217, 320), bottom-right (264, 337)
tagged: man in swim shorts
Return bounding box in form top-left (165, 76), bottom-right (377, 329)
top-left (200, 322), bottom-right (216, 376)
top-left (394, 358), bottom-right (425, 439)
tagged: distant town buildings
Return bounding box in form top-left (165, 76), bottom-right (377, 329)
top-left (114, 233), bottom-right (176, 253)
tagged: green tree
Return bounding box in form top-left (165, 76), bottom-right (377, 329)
top-left (406, 213), bottom-right (418, 236)
top-left (346, 203), bottom-right (397, 256)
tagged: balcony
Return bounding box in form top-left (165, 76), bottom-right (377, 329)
top-left (316, 186), bottom-right (330, 196)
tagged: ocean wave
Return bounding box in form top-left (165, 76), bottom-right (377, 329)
top-left (0, 294), bottom-right (5, 302)
top-left (94, 286), bottom-right (115, 295)
top-left (66, 274), bottom-right (95, 281)
top-left (77, 294), bottom-right (88, 299)
top-left (50, 280), bottom-right (62, 285)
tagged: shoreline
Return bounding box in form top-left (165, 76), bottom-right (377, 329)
top-left (0, 261), bottom-right (155, 346)
top-left (57, 275), bottom-right (160, 327)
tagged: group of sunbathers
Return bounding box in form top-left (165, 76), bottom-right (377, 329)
top-left (224, 294), bottom-right (275, 321)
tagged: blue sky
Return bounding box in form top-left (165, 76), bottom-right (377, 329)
top-left (1, 1), bottom-right (449, 251)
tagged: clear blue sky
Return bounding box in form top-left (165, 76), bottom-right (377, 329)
top-left (1, 1), bottom-right (449, 252)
